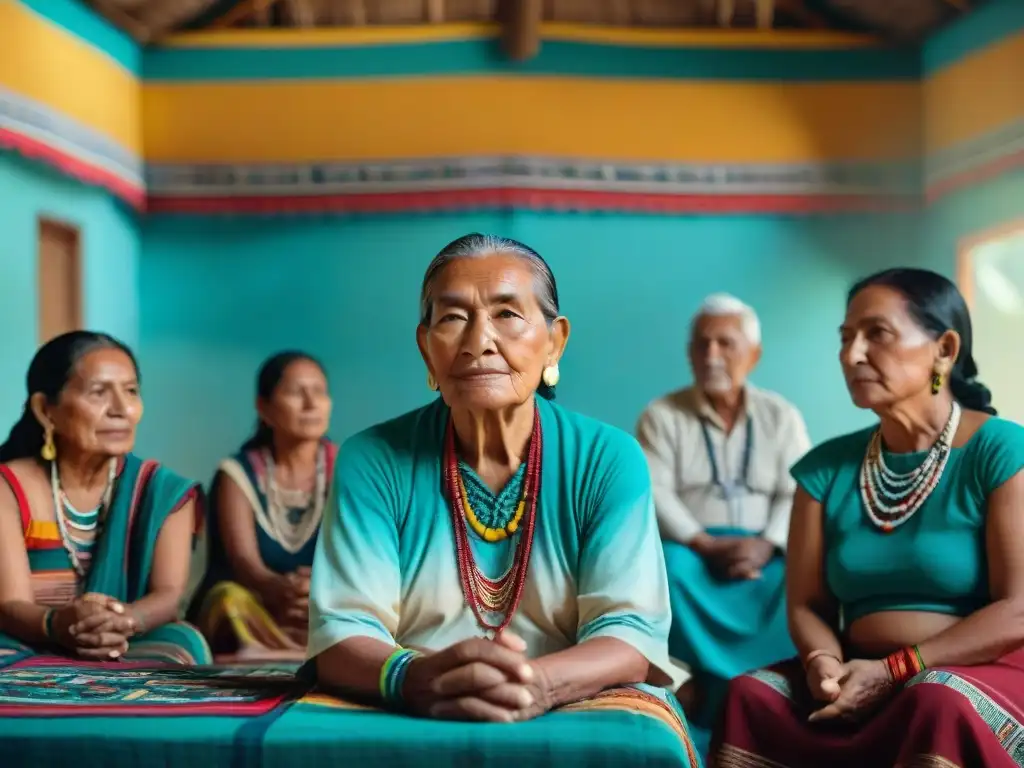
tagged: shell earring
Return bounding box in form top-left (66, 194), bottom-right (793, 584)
top-left (40, 427), bottom-right (56, 461)
top-left (427, 372), bottom-right (439, 392)
top-left (542, 365), bottom-right (560, 388)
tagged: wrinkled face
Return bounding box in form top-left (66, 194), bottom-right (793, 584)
top-left (257, 359), bottom-right (332, 442)
top-left (34, 347), bottom-right (142, 458)
top-left (689, 314), bottom-right (760, 398)
top-left (417, 254), bottom-right (569, 413)
top-left (840, 284), bottom-right (957, 411)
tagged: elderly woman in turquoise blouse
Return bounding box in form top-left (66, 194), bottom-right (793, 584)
top-left (714, 268), bottom-right (1024, 768)
top-left (307, 234), bottom-right (699, 766)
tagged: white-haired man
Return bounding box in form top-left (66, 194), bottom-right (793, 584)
top-left (636, 293), bottom-right (810, 721)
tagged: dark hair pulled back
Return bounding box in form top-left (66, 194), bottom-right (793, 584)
top-left (241, 351), bottom-right (327, 451)
top-left (848, 268), bottom-right (996, 415)
top-left (0, 331), bottom-right (139, 463)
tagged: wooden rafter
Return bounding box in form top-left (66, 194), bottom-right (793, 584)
top-left (503, 0), bottom-right (542, 61)
top-left (208, 0), bottom-right (281, 29)
top-left (776, 0), bottom-right (830, 29)
top-left (716, 0), bottom-right (829, 31)
top-left (340, 0), bottom-right (367, 26)
top-left (285, 0), bottom-right (318, 27)
top-left (426, 0), bottom-right (445, 24)
top-left (87, 0), bottom-right (154, 41)
top-left (83, 0), bottom-right (967, 47)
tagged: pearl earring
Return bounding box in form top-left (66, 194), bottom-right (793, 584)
top-left (542, 365), bottom-right (560, 388)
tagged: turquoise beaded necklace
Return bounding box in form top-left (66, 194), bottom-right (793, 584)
top-left (457, 460), bottom-right (526, 534)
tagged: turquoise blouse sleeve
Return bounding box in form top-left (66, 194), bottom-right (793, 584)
top-left (575, 430), bottom-right (680, 687)
top-left (307, 432), bottom-right (402, 659)
top-left (972, 418), bottom-right (1024, 493)
top-left (789, 435), bottom-right (851, 503)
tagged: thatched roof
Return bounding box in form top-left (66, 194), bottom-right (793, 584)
top-left (87, 0), bottom-right (975, 46)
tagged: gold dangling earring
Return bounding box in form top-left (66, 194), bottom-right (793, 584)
top-left (427, 372), bottom-right (439, 392)
top-left (931, 371), bottom-right (944, 395)
top-left (40, 428), bottom-right (56, 461)
top-left (542, 365), bottom-right (560, 388)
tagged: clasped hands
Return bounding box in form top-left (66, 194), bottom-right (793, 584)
top-left (263, 567), bottom-right (310, 646)
top-left (51, 592), bottom-right (141, 660)
top-left (692, 535), bottom-right (775, 580)
top-left (805, 654), bottom-right (895, 723)
top-left (404, 631), bottom-right (553, 723)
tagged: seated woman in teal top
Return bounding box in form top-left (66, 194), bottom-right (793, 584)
top-left (308, 234), bottom-right (700, 767)
top-left (714, 268), bottom-right (1024, 768)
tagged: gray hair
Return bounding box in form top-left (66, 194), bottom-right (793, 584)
top-left (693, 293), bottom-right (762, 345)
top-left (419, 233), bottom-right (560, 325)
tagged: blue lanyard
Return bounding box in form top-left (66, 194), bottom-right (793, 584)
top-left (699, 416), bottom-right (753, 496)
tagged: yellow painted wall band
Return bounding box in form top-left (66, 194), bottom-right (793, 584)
top-left (0, 2), bottom-right (140, 153)
top-left (924, 30), bottom-right (1024, 153)
top-left (142, 78), bottom-right (920, 164)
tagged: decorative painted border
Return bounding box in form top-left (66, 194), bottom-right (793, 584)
top-left (145, 155), bottom-right (920, 215)
top-left (925, 119), bottom-right (1024, 202)
top-left (0, 87), bottom-right (143, 209)
top-left (146, 156), bottom-right (920, 197)
top-left (147, 189), bottom-right (922, 215)
top-left (3, 72), bottom-right (1022, 214)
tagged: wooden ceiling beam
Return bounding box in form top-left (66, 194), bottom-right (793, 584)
top-left (207, 0), bottom-right (281, 29)
top-left (340, 0), bottom-right (367, 26)
top-left (715, 0), bottom-right (829, 30)
top-left (717, 1), bottom-right (778, 29)
top-left (426, 0), bottom-right (445, 24)
top-left (503, 0), bottom-right (542, 62)
top-left (756, 0), bottom-right (775, 29)
top-left (87, 0), bottom-right (154, 41)
top-left (285, 0), bottom-right (317, 27)
top-left (776, 0), bottom-right (830, 29)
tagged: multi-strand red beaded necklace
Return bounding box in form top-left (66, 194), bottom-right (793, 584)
top-left (443, 408), bottom-right (541, 636)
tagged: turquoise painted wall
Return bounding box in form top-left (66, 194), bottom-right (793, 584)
top-left (914, 0), bottom-right (1024, 418)
top-left (924, 170), bottom-right (1024, 277)
top-left (918, 0), bottom-right (1024, 278)
top-left (138, 211), bottom-right (917, 481)
top-left (918, 0), bottom-right (1024, 279)
top-left (922, 172), bottom-right (1024, 418)
top-left (0, 152), bottom-right (140, 431)
top-left (922, 0), bottom-right (1024, 73)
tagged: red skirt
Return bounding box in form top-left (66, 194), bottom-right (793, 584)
top-left (710, 650), bottom-right (1024, 767)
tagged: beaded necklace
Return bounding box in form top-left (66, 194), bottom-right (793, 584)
top-left (859, 402), bottom-right (961, 533)
top-left (260, 443), bottom-right (327, 555)
top-left (456, 461), bottom-right (526, 543)
top-left (443, 409), bottom-right (540, 636)
top-left (50, 459), bottom-right (117, 578)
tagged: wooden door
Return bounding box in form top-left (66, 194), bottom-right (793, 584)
top-left (37, 219), bottom-right (82, 344)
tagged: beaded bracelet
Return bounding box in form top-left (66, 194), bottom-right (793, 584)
top-left (883, 645), bottom-right (926, 684)
top-left (379, 648), bottom-right (420, 705)
top-left (41, 608), bottom-right (55, 642)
